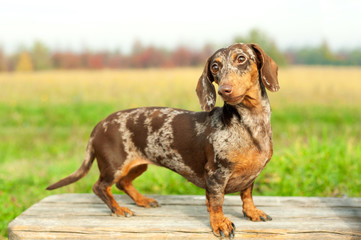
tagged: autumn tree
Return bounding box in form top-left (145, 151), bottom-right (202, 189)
top-left (86, 53), bottom-right (105, 69)
top-left (16, 52), bottom-right (33, 72)
top-left (171, 46), bottom-right (193, 66)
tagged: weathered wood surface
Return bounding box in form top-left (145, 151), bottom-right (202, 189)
top-left (8, 194), bottom-right (361, 239)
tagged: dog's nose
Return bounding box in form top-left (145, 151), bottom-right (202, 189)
top-left (218, 85), bottom-right (233, 97)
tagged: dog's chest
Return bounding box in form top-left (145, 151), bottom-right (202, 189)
top-left (225, 148), bottom-right (270, 193)
top-left (213, 113), bottom-right (272, 193)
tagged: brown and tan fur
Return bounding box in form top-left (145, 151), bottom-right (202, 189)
top-left (47, 43), bottom-right (280, 239)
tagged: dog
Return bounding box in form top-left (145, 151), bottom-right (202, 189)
top-left (47, 43), bottom-right (279, 239)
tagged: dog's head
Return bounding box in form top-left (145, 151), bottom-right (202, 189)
top-left (196, 43), bottom-right (280, 111)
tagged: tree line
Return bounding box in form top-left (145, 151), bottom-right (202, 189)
top-left (0, 41), bottom-right (214, 72)
top-left (1, 29), bottom-right (360, 72)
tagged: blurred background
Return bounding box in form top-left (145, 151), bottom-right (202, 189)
top-left (1, 0), bottom-right (361, 238)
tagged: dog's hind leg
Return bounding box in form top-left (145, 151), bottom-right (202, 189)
top-left (116, 164), bottom-right (160, 208)
top-left (91, 148), bottom-right (134, 217)
top-left (92, 178), bottom-right (134, 217)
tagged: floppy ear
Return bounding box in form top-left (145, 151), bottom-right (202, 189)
top-left (196, 58), bottom-right (216, 112)
top-left (249, 43), bottom-right (280, 92)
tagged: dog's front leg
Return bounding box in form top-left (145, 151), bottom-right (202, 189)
top-left (241, 183), bottom-right (272, 221)
top-left (206, 191), bottom-right (235, 238)
top-left (205, 169), bottom-right (235, 239)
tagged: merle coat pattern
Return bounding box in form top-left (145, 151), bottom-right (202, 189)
top-left (47, 43), bottom-right (280, 239)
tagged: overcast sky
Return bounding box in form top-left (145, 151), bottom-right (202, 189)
top-left (0, 0), bottom-right (360, 53)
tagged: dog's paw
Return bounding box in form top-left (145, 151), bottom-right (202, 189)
top-left (135, 197), bottom-right (160, 208)
top-left (242, 208), bottom-right (272, 222)
top-left (112, 207), bottom-right (134, 217)
top-left (211, 216), bottom-right (235, 239)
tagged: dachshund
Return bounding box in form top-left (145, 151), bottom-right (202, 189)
top-left (47, 43), bottom-right (279, 239)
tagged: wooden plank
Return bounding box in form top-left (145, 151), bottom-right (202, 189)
top-left (19, 203), bottom-right (361, 219)
top-left (8, 231), bottom-right (360, 240)
top-left (8, 194), bottom-right (361, 239)
top-left (41, 193), bottom-right (361, 207)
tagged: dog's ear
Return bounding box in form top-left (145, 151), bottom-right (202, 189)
top-left (249, 43), bottom-right (280, 92)
top-left (196, 57), bottom-right (216, 111)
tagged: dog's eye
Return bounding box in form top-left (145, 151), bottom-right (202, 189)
top-left (237, 55), bottom-right (246, 63)
top-left (211, 63), bottom-right (220, 73)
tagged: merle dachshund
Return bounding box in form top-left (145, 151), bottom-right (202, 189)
top-left (47, 43), bottom-right (280, 239)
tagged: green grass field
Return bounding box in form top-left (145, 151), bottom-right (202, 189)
top-left (1, 67), bottom-right (361, 238)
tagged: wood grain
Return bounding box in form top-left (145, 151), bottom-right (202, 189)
top-left (8, 194), bottom-right (361, 239)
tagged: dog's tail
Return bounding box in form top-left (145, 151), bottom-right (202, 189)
top-left (46, 138), bottom-right (95, 190)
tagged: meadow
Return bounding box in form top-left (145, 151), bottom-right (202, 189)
top-left (1, 66), bottom-right (361, 238)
